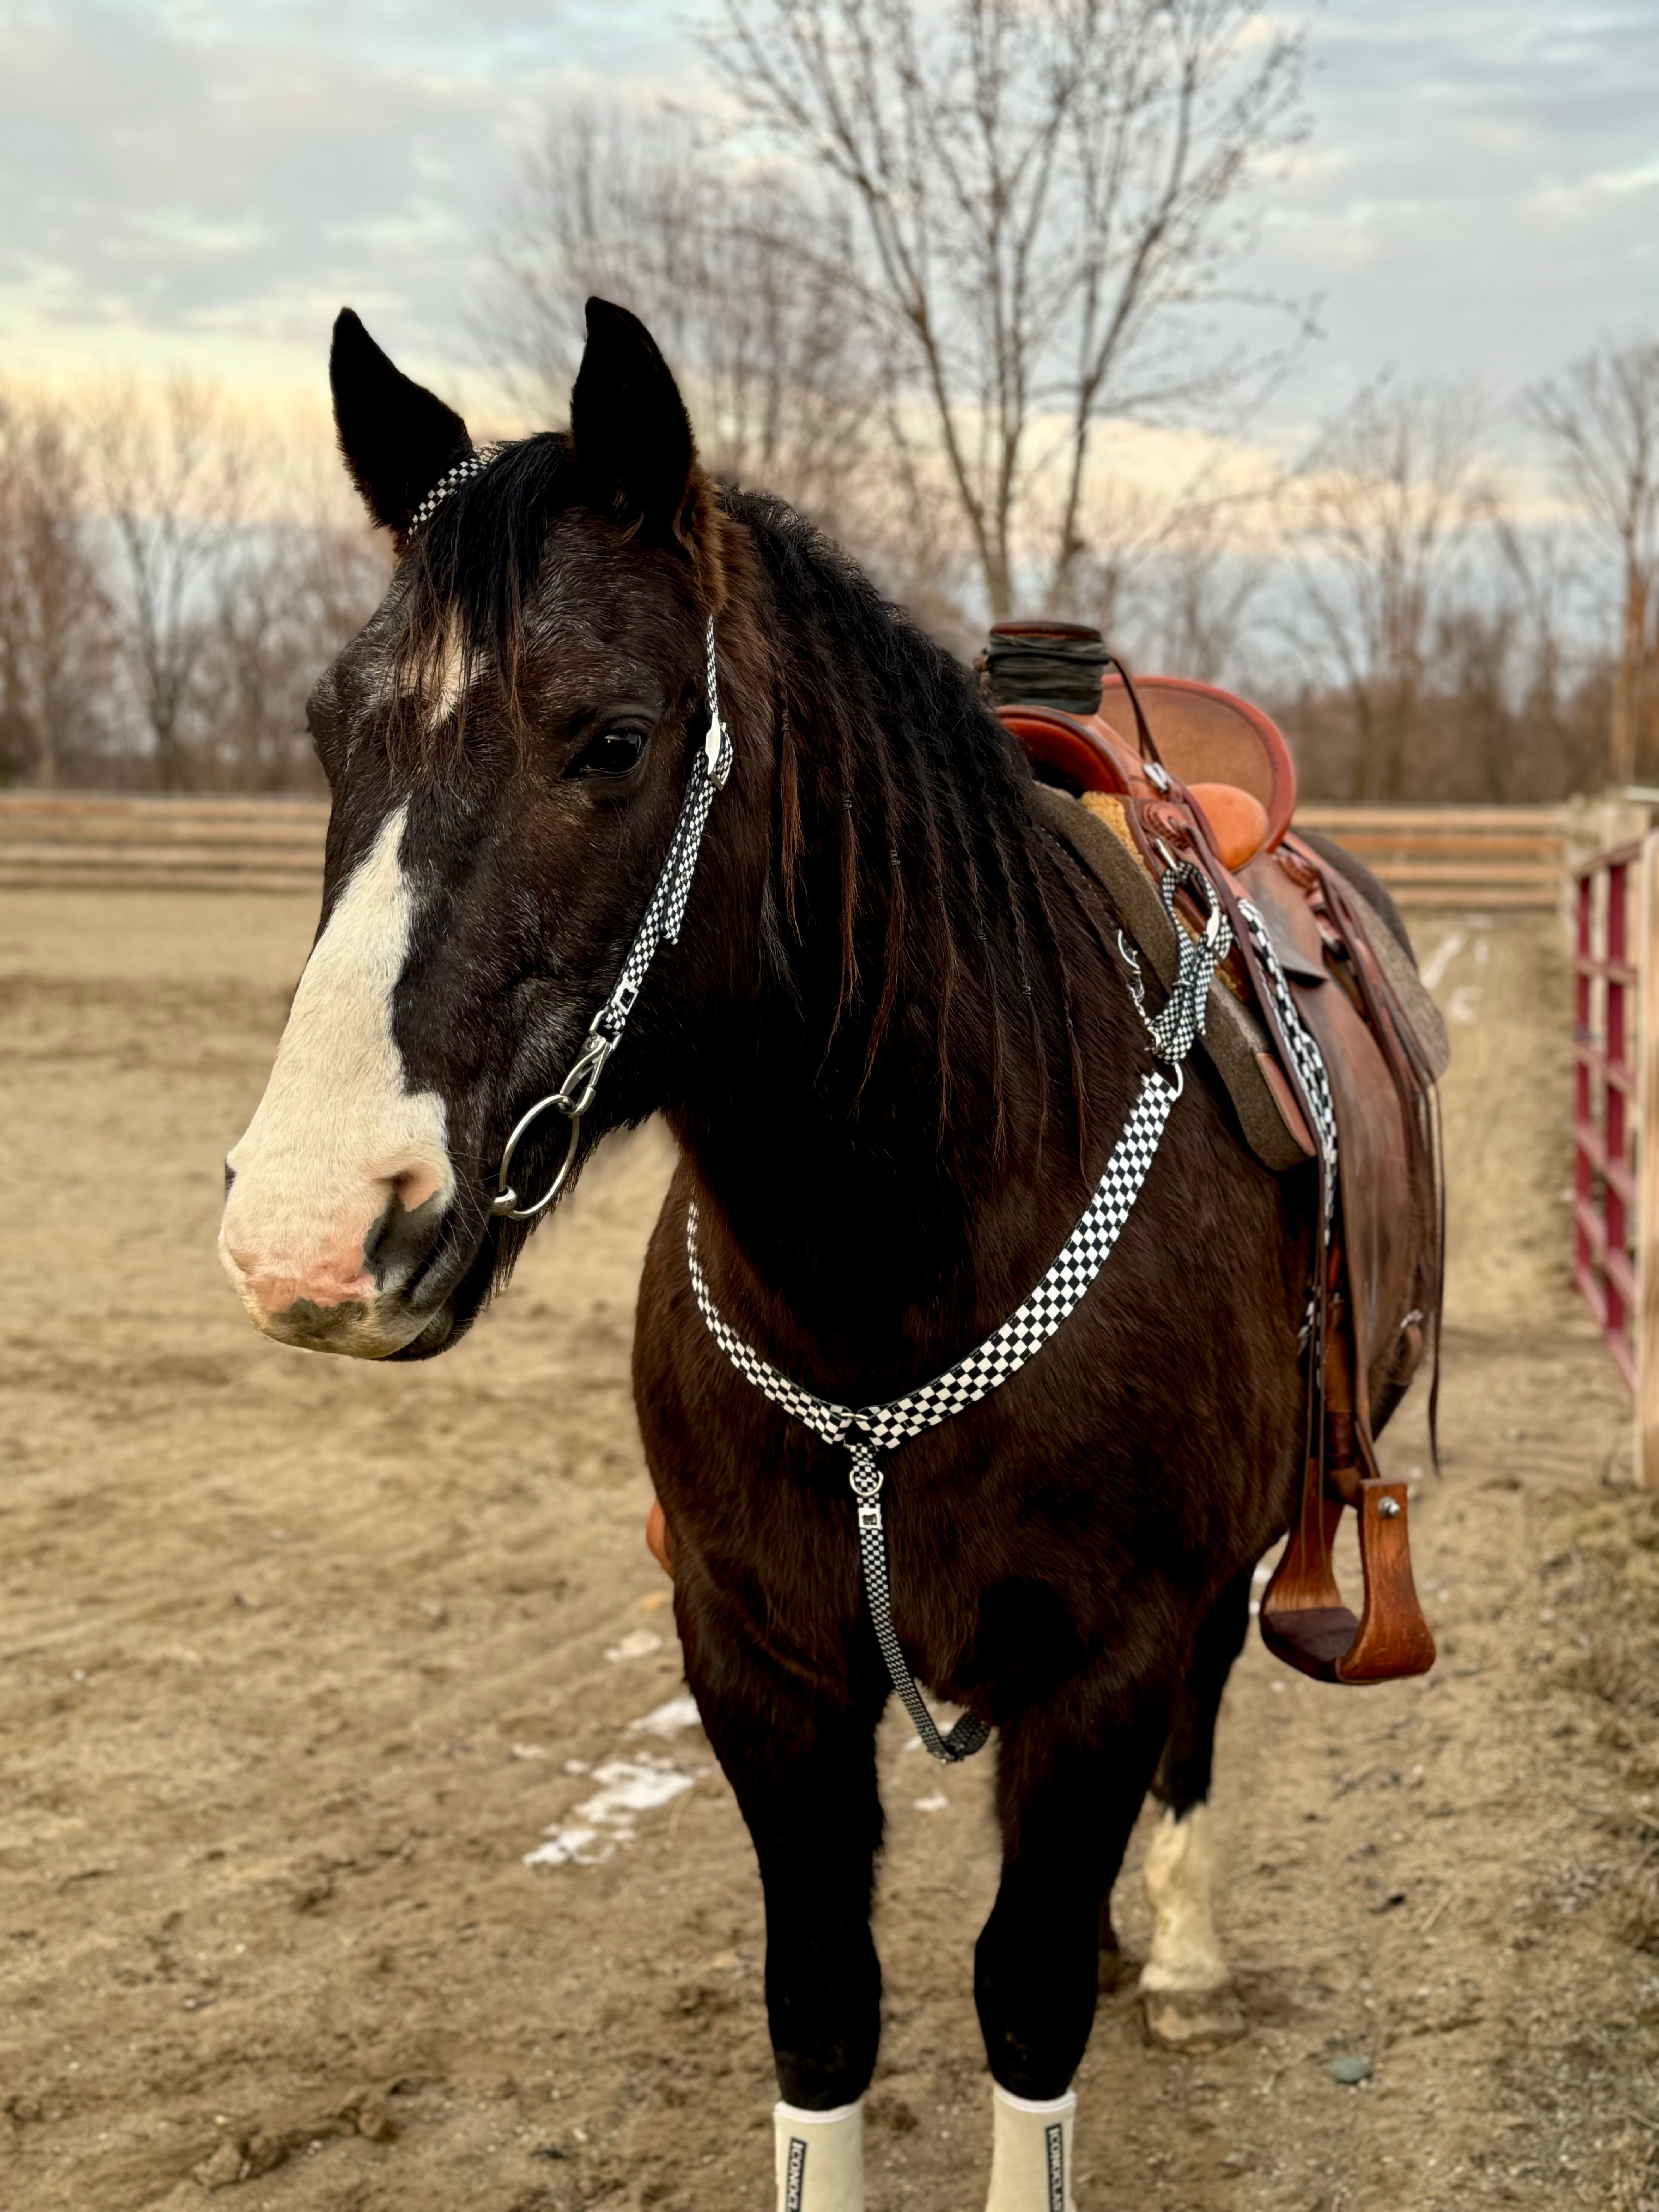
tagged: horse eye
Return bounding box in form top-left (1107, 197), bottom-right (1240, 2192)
top-left (571, 728), bottom-right (648, 779)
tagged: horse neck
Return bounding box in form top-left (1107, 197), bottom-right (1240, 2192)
top-left (667, 558), bottom-right (1140, 1384)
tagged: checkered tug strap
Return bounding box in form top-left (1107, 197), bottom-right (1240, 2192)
top-left (688, 860), bottom-right (1232, 1764)
top-left (1236, 900), bottom-right (1339, 1224)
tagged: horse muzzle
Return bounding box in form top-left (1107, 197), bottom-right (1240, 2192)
top-left (218, 1164), bottom-right (464, 1360)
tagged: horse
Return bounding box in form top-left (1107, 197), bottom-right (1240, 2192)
top-left (218, 298), bottom-right (1434, 2212)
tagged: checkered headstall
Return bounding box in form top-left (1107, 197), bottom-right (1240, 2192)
top-left (405, 443), bottom-right (506, 539)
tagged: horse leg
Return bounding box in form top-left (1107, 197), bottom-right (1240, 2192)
top-left (1138, 1564), bottom-right (1252, 2051)
top-left (974, 1697), bottom-right (1165, 2212)
top-left (685, 1652), bottom-right (883, 2212)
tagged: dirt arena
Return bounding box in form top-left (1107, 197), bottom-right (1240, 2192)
top-left (4, 884), bottom-right (1659, 2212)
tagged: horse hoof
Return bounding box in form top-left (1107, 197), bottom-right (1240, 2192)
top-left (1139, 1980), bottom-right (1246, 2051)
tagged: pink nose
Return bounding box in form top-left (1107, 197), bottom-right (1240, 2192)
top-left (223, 1251), bottom-right (376, 1315)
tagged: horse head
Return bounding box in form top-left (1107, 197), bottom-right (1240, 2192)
top-left (218, 300), bottom-right (756, 1360)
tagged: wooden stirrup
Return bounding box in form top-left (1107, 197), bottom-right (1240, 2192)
top-left (1259, 1469), bottom-right (1435, 1685)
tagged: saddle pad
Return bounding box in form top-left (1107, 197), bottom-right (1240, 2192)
top-left (1028, 782), bottom-right (1313, 1173)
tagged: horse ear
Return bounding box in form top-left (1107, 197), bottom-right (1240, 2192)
top-left (330, 309), bottom-right (472, 535)
top-left (570, 298), bottom-right (697, 537)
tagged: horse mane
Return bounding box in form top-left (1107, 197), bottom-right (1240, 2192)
top-left (381, 445), bottom-right (1086, 1160)
top-left (725, 488), bottom-right (1087, 1160)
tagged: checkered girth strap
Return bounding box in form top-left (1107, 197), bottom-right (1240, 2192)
top-left (687, 860), bottom-right (1232, 1764)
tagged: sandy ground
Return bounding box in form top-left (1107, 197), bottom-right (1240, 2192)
top-left (3, 887), bottom-right (1659, 2212)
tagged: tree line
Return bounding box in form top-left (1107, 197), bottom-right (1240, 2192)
top-left (0, 382), bottom-right (387, 793)
top-left (3, 0), bottom-right (1656, 802)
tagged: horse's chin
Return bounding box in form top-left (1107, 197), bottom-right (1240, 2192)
top-left (241, 1292), bottom-right (432, 1360)
top-left (384, 1245), bottom-right (496, 1360)
top-left (236, 1260), bottom-right (489, 1363)
top-left (385, 1299), bottom-right (477, 1360)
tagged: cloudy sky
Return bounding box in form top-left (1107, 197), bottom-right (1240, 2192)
top-left (2, 0), bottom-right (1655, 445)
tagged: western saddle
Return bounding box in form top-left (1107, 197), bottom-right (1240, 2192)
top-left (990, 622), bottom-right (1447, 1686)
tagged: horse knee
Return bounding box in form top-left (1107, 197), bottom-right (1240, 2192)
top-left (1138, 1802), bottom-right (1245, 2050)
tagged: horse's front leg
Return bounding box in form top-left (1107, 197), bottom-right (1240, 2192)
top-left (678, 1597), bottom-right (884, 2212)
top-left (975, 1692), bottom-right (1166, 2212)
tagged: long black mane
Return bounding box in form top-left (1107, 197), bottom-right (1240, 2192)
top-left (725, 487), bottom-right (1086, 1156)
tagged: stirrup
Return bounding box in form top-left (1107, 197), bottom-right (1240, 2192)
top-left (1259, 1464), bottom-right (1436, 1685)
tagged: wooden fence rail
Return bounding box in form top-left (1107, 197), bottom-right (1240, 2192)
top-left (0, 793), bottom-right (327, 893)
top-left (0, 792), bottom-right (1572, 907)
top-left (1294, 804), bottom-right (1567, 909)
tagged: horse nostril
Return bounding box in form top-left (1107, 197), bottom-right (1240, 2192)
top-left (222, 1159), bottom-right (236, 1201)
top-left (363, 1180), bottom-right (451, 1299)
top-left (362, 1205), bottom-right (392, 1273)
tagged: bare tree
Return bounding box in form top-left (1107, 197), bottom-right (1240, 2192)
top-left (194, 521), bottom-right (388, 791)
top-left (707, 0), bottom-right (1307, 617)
top-left (1069, 481), bottom-right (1264, 682)
top-left (488, 106), bottom-right (883, 538)
top-left (1284, 382), bottom-right (1488, 802)
top-left (1527, 340), bottom-right (1659, 785)
top-left (0, 395), bottom-right (115, 786)
top-left (1150, 530), bottom-right (1263, 685)
top-left (96, 380), bottom-right (245, 790)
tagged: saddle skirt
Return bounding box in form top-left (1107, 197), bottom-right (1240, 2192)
top-left (1004, 678), bottom-right (1446, 1688)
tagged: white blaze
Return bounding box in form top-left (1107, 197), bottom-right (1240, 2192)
top-left (220, 803), bottom-right (452, 1324)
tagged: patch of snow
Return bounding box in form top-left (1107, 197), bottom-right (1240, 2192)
top-left (628, 1693), bottom-right (701, 1740)
top-left (604, 1628), bottom-right (664, 1663)
top-left (1419, 931), bottom-right (1466, 993)
top-left (524, 1755), bottom-right (701, 1869)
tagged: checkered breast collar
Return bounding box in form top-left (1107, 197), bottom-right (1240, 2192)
top-left (686, 857), bottom-right (1231, 1763)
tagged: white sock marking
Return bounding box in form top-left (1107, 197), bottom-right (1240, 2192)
top-left (1140, 1801), bottom-right (1229, 1995)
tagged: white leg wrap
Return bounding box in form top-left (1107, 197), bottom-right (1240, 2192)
top-left (1140, 1802), bottom-right (1226, 1994)
top-left (774, 2099), bottom-right (863, 2212)
top-left (986, 2084), bottom-right (1076, 2212)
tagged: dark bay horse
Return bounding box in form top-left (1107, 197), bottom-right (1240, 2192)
top-left (220, 301), bottom-right (1420, 2211)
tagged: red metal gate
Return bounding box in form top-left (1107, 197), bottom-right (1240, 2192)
top-left (1573, 843), bottom-right (1654, 1407)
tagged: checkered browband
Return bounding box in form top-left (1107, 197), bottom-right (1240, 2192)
top-left (405, 443), bottom-right (506, 539)
top-left (687, 860), bottom-right (1233, 1762)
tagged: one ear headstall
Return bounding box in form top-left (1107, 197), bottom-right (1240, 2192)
top-left (405, 443), bottom-right (506, 543)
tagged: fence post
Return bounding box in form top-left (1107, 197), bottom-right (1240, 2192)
top-left (1640, 830), bottom-right (1659, 1486)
